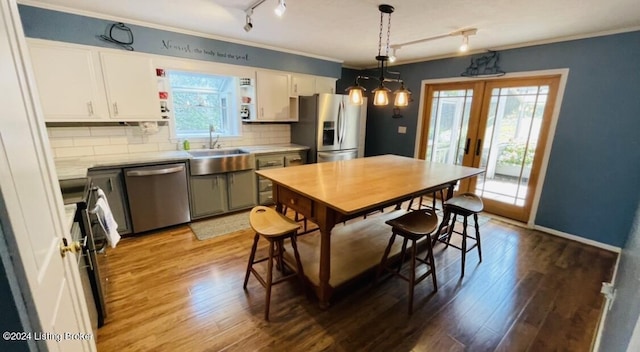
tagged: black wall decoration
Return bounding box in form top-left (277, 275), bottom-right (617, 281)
top-left (98, 22), bottom-right (134, 51)
top-left (461, 51), bottom-right (506, 77)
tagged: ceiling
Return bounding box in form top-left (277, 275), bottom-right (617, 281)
top-left (20, 0), bottom-right (640, 68)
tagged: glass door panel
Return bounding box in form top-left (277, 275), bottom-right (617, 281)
top-left (426, 89), bottom-right (472, 164)
top-left (419, 82), bottom-right (485, 192)
top-left (419, 76), bottom-right (560, 222)
top-left (473, 78), bottom-right (559, 221)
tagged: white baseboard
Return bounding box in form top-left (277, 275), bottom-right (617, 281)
top-left (590, 246), bottom-right (622, 351)
top-left (534, 225), bottom-right (621, 253)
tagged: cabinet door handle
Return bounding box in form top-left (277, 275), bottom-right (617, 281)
top-left (230, 174), bottom-right (235, 184)
top-left (475, 139), bottom-right (482, 156)
top-left (87, 102), bottom-right (94, 115)
top-left (113, 102), bottom-right (119, 115)
top-left (260, 108), bottom-right (264, 117)
top-left (108, 177), bottom-right (113, 193)
top-left (464, 138), bottom-right (470, 155)
top-left (294, 83), bottom-right (298, 93)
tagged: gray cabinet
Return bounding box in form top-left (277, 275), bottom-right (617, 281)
top-left (256, 150), bottom-right (307, 205)
top-left (228, 170), bottom-right (256, 211)
top-left (189, 174), bottom-right (227, 219)
top-left (190, 170), bottom-right (256, 219)
top-left (88, 169), bottom-right (132, 234)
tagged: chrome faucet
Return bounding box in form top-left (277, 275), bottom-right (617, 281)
top-left (209, 124), bottom-right (219, 149)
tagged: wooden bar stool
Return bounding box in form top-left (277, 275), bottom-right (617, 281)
top-left (434, 193), bottom-right (484, 278)
top-left (243, 206), bottom-right (305, 321)
top-left (407, 189), bottom-right (445, 212)
top-left (377, 209), bottom-right (439, 314)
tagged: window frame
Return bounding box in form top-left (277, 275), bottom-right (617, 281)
top-left (168, 70), bottom-right (240, 140)
top-left (154, 58), bottom-right (255, 143)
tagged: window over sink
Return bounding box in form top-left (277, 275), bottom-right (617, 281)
top-left (168, 70), bottom-right (240, 139)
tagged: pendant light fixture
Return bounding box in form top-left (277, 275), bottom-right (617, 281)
top-left (346, 4), bottom-right (410, 108)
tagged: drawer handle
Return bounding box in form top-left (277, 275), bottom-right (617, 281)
top-left (289, 199), bottom-right (296, 205)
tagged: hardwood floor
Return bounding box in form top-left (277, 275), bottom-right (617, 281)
top-left (96, 209), bottom-right (616, 352)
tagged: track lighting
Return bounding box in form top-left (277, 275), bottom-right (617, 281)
top-left (389, 28), bottom-right (478, 61)
top-left (274, 0), bottom-right (286, 17)
top-left (243, 0), bottom-right (287, 31)
top-left (389, 47), bottom-right (397, 63)
top-left (459, 35), bottom-right (469, 52)
top-left (244, 13), bottom-right (253, 32)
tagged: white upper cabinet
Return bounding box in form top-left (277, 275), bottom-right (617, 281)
top-left (315, 76), bottom-right (337, 94)
top-left (291, 74), bottom-right (337, 96)
top-left (255, 71), bottom-right (292, 121)
top-left (29, 43), bottom-right (109, 121)
top-left (100, 52), bottom-right (159, 120)
top-left (291, 74), bottom-right (316, 96)
top-left (27, 40), bottom-right (162, 122)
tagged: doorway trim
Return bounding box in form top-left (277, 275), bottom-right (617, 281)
top-left (414, 68), bottom-right (570, 226)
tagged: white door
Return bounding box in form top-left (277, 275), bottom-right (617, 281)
top-left (0, 1), bottom-right (95, 351)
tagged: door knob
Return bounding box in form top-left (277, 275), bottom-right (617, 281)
top-left (59, 238), bottom-right (82, 257)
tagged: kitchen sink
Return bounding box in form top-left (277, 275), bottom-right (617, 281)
top-left (188, 149), bottom-right (254, 175)
top-left (188, 149), bottom-right (248, 157)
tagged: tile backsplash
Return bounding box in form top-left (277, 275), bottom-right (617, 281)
top-left (47, 123), bottom-right (291, 158)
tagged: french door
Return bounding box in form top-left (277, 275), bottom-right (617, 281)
top-left (418, 76), bottom-right (560, 222)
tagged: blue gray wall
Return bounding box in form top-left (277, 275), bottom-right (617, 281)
top-left (339, 31), bottom-right (640, 247)
top-left (18, 5), bottom-right (341, 78)
top-left (598, 201), bottom-right (640, 351)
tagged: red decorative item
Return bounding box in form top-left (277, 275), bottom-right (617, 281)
top-left (156, 68), bottom-right (165, 77)
top-left (159, 91), bottom-right (168, 99)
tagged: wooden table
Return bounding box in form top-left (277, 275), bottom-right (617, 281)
top-left (255, 154), bottom-right (484, 308)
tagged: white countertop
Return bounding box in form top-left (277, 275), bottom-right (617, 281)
top-left (54, 144), bottom-right (309, 180)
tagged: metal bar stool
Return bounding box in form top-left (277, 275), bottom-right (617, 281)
top-left (433, 192), bottom-right (484, 278)
top-left (243, 206), bottom-right (305, 320)
top-left (377, 209), bottom-right (439, 314)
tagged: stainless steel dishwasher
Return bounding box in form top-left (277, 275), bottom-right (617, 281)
top-left (124, 162), bottom-right (190, 233)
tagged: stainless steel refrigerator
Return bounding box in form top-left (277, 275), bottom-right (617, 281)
top-left (292, 93), bottom-right (366, 163)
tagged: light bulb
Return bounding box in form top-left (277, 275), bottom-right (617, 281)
top-left (274, 0), bottom-right (286, 16)
top-left (349, 88), bottom-right (364, 105)
top-left (388, 48), bottom-right (397, 63)
top-left (393, 83), bottom-right (410, 107)
top-left (459, 35), bottom-right (469, 52)
top-left (372, 86), bottom-right (390, 106)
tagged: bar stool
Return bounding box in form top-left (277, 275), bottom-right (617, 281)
top-left (434, 193), bottom-right (484, 278)
top-left (377, 209), bottom-right (439, 314)
top-left (407, 189), bottom-right (445, 212)
top-left (243, 206), bottom-right (305, 321)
